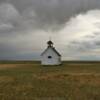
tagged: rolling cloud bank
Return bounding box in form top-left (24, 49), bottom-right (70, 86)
top-left (0, 0), bottom-right (100, 60)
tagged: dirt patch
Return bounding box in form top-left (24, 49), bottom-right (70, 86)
top-left (0, 64), bottom-right (25, 70)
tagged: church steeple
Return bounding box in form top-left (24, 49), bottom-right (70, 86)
top-left (41, 39), bottom-right (61, 65)
top-left (47, 40), bottom-right (53, 47)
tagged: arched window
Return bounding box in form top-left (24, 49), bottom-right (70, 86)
top-left (48, 56), bottom-right (52, 59)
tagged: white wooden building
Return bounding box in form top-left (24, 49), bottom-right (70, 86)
top-left (41, 40), bottom-right (61, 65)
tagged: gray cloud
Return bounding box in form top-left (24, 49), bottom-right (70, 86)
top-left (12, 0), bottom-right (100, 26)
top-left (2, 0), bottom-right (99, 30)
top-left (1, 0), bottom-right (100, 32)
top-left (0, 0), bottom-right (100, 60)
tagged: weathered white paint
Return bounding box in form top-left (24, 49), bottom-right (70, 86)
top-left (41, 47), bottom-right (61, 65)
top-left (41, 41), bottom-right (61, 65)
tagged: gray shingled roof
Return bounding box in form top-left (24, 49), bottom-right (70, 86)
top-left (41, 47), bottom-right (61, 56)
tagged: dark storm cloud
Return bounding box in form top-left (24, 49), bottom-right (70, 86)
top-left (0, 0), bottom-right (98, 31)
top-left (1, 0), bottom-right (100, 32)
top-left (10, 0), bottom-right (100, 27)
top-left (1, 0), bottom-right (100, 60)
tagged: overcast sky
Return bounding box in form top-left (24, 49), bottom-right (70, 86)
top-left (1, 0), bottom-right (100, 60)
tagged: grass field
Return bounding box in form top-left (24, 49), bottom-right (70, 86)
top-left (0, 61), bottom-right (100, 100)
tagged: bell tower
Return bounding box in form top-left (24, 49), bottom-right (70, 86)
top-left (47, 40), bottom-right (53, 47)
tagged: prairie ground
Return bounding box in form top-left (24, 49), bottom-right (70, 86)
top-left (0, 61), bottom-right (100, 100)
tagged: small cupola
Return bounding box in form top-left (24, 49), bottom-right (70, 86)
top-left (41, 40), bottom-right (62, 65)
top-left (47, 40), bottom-right (53, 47)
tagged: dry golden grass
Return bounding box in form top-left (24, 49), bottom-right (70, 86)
top-left (0, 62), bottom-right (100, 100)
top-left (0, 64), bottom-right (23, 69)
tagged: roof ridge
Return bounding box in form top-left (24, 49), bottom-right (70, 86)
top-left (51, 47), bottom-right (61, 56)
top-left (41, 46), bottom-right (61, 56)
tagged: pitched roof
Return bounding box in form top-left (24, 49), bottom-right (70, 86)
top-left (52, 47), bottom-right (61, 56)
top-left (41, 47), bottom-right (61, 56)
